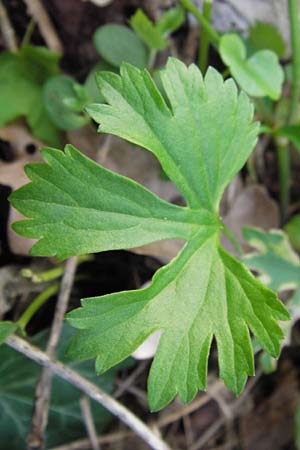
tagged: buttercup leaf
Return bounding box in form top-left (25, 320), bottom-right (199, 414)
top-left (10, 58), bottom-right (289, 410)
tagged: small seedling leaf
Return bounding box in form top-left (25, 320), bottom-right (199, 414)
top-left (220, 33), bottom-right (284, 100)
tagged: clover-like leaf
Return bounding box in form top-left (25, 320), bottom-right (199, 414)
top-left (220, 34), bottom-right (284, 100)
top-left (10, 58), bottom-right (289, 411)
top-left (243, 227), bottom-right (300, 292)
top-left (93, 24), bottom-right (148, 68)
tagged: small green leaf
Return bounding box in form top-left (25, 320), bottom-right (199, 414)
top-left (248, 21), bottom-right (286, 58)
top-left (285, 215), bottom-right (300, 252)
top-left (93, 24), bottom-right (148, 68)
top-left (84, 61), bottom-right (117, 103)
top-left (130, 9), bottom-right (169, 50)
top-left (11, 58), bottom-right (289, 411)
top-left (243, 227), bottom-right (300, 292)
top-left (156, 5), bottom-right (185, 35)
top-left (220, 33), bottom-right (284, 100)
top-left (275, 125), bottom-right (300, 150)
top-left (0, 45), bottom-right (61, 146)
top-left (0, 324), bottom-right (133, 449)
top-left (43, 75), bottom-right (89, 130)
top-left (258, 351), bottom-right (277, 374)
top-left (0, 321), bottom-right (16, 345)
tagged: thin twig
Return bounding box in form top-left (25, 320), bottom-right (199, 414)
top-left (80, 396), bottom-right (101, 450)
top-left (114, 361), bottom-right (147, 399)
top-left (49, 431), bottom-right (133, 450)
top-left (190, 371), bottom-right (262, 450)
top-left (6, 335), bottom-right (171, 450)
top-left (156, 381), bottom-right (224, 428)
top-left (23, 0), bottom-right (62, 52)
top-left (27, 257), bottom-right (78, 450)
top-left (0, 0), bottom-right (18, 50)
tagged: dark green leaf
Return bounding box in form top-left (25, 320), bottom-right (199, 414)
top-left (93, 24), bottom-right (148, 68)
top-left (0, 322), bottom-right (17, 345)
top-left (275, 125), bottom-right (300, 150)
top-left (248, 21), bottom-right (286, 58)
top-left (220, 33), bottom-right (284, 100)
top-left (0, 45), bottom-right (61, 146)
top-left (0, 324), bottom-right (133, 449)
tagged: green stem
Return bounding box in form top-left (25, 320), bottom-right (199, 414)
top-left (222, 223), bottom-right (243, 257)
top-left (21, 254), bottom-right (92, 283)
top-left (288, 0), bottom-right (300, 125)
top-left (17, 283), bottom-right (60, 332)
top-left (22, 265), bottom-right (65, 283)
top-left (148, 49), bottom-right (157, 70)
top-left (21, 18), bottom-right (35, 47)
top-left (277, 138), bottom-right (290, 224)
top-left (198, 0), bottom-right (213, 73)
top-left (277, 0), bottom-right (300, 224)
top-left (180, 0), bottom-right (220, 47)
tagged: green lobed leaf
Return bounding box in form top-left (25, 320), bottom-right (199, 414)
top-left (156, 5), bottom-right (185, 35)
top-left (285, 215), bottom-right (300, 252)
top-left (0, 45), bottom-right (61, 146)
top-left (0, 321), bottom-right (17, 345)
top-left (243, 227), bottom-right (300, 292)
top-left (248, 21), bottom-right (286, 59)
top-left (130, 9), bottom-right (169, 50)
top-left (9, 144), bottom-right (218, 259)
top-left (87, 58), bottom-right (259, 210)
top-left (43, 75), bottom-right (90, 130)
top-left (0, 324), bottom-right (133, 449)
top-left (220, 33), bottom-right (284, 100)
top-left (68, 232), bottom-right (288, 410)
top-left (10, 58), bottom-right (289, 411)
top-left (93, 24), bottom-right (148, 68)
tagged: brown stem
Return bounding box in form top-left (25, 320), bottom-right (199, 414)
top-left (27, 257), bottom-right (77, 450)
top-left (6, 335), bottom-right (171, 450)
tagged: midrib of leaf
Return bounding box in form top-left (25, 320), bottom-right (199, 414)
top-left (164, 68), bottom-right (214, 210)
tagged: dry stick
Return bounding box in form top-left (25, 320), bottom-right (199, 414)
top-left (80, 396), bottom-right (101, 450)
top-left (48, 380), bottom-right (229, 450)
top-left (0, 0), bottom-right (18, 50)
top-left (6, 335), bottom-right (171, 450)
top-left (114, 361), bottom-right (147, 399)
top-left (190, 371), bottom-right (262, 450)
top-left (156, 381), bottom-right (224, 428)
top-left (27, 257), bottom-right (78, 450)
top-left (23, 0), bottom-right (62, 52)
top-left (49, 431), bottom-right (133, 450)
